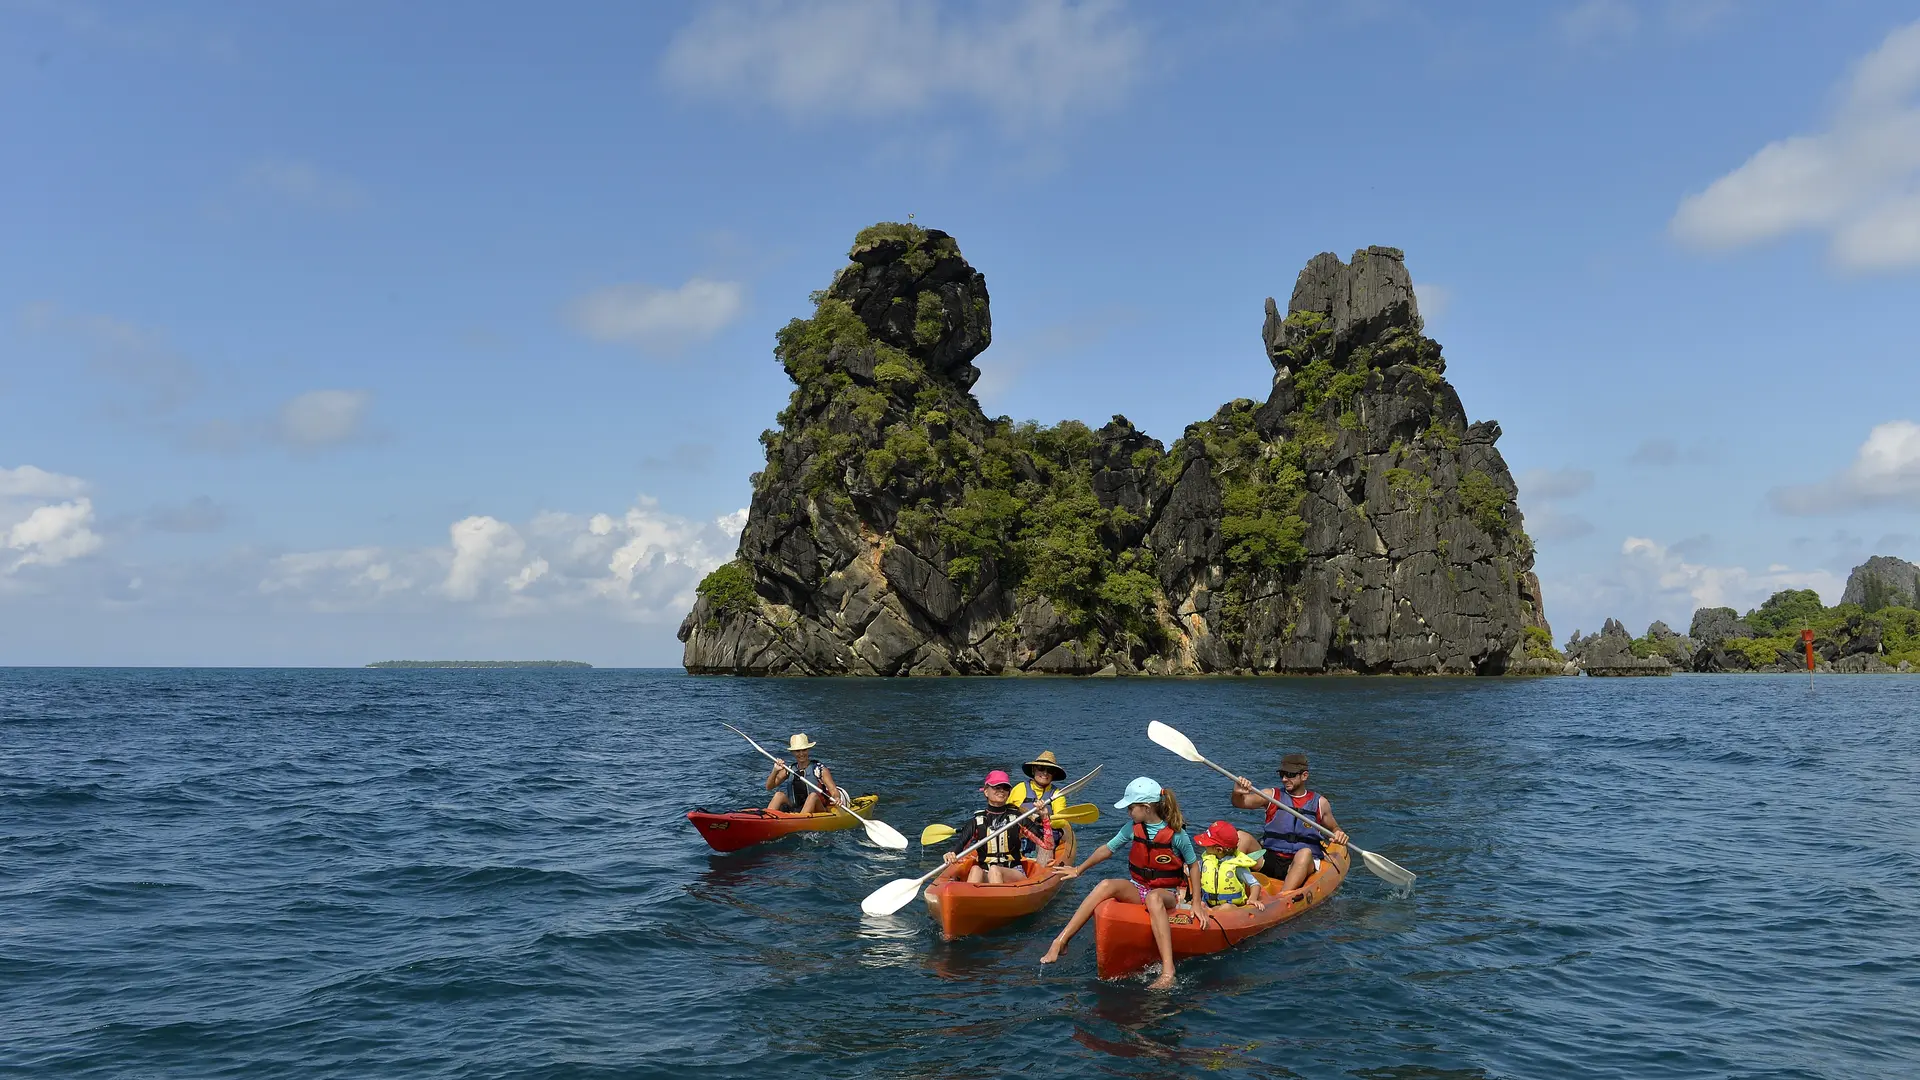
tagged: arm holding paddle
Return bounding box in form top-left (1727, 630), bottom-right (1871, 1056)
top-left (722, 723), bottom-right (907, 850)
top-left (1147, 721), bottom-right (1414, 891)
top-left (1231, 776), bottom-right (1347, 847)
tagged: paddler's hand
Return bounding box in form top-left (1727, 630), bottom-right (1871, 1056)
top-left (1331, 829), bottom-right (1349, 846)
top-left (943, 852), bottom-right (956, 864)
top-left (1054, 865), bottom-right (1081, 880)
top-left (1232, 776), bottom-right (1255, 796)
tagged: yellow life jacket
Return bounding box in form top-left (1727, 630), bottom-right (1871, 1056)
top-left (1199, 850), bottom-right (1259, 905)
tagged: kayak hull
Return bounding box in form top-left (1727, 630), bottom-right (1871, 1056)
top-left (686, 795), bottom-right (880, 853)
top-left (923, 825), bottom-right (1078, 940)
top-left (1092, 843), bottom-right (1349, 979)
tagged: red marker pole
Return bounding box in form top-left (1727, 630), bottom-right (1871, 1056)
top-left (1802, 628), bottom-right (1815, 688)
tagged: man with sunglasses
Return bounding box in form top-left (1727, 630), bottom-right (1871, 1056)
top-left (1230, 752), bottom-right (1349, 899)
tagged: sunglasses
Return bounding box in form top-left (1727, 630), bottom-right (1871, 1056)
top-left (1279, 770), bottom-right (1305, 779)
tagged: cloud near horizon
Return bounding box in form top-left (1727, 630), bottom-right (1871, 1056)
top-left (1770, 419), bottom-right (1920, 515)
top-left (1671, 18), bottom-right (1920, 271)
top-left (1, 465), bottom-right (104, 576)
top-left (661, 0), bottom-right (1146, 128)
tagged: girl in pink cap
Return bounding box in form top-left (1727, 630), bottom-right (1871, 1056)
top-left (944, 770), bottom-right (1052, 884)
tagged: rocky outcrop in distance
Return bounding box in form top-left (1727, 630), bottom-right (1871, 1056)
top-left (1568, 555), bottom-right (1920, 675)
top-left (680, 224), bottom-right (1551, 676)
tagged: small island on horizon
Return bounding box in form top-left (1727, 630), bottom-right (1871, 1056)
top-left (365, 660), bottom-right (593, 669)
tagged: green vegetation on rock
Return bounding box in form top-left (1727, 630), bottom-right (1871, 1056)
top-left (696, 561), bottom-right (760, 621)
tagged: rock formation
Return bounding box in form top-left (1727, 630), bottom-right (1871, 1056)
top-left (1840, 555), bottom-right (1920, 611)
top-left (1564, 619), bottom-right (1674, 676)
top-left (680, 225), bottom-right (1550, 675)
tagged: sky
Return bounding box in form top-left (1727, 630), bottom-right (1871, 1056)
top-left (4, 0), bottom-right (1920, 666)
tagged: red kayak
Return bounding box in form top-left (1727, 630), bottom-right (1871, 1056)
top-left (686, 794), bottom-right (880, 853)
top-left (1093, 843), bottom-right (1349, 979)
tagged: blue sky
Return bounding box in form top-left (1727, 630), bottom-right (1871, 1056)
top-left (4, 0), bottom-right (1919, 666)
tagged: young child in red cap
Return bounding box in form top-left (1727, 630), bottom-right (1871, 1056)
top-left (1195, 820), bottom-right (1266, 915)
top-left (944, 770), bottom-right (1051, 884)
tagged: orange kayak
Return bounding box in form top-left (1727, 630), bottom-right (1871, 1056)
top-left (1093, 843), bottom-right (1349, 979)
top-left (923, 825), bottom-right (1079, 940)
top-left (686, 794), bottom-right (880, 853)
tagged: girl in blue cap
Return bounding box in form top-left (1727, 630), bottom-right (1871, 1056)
top-left (1040, 776), bottom-right (1200, 989)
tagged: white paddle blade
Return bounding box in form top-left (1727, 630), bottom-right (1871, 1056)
top-left (1357, 847), bottom-right (1416, 890)
top-left (1147, 720), bottom-right (1205, 763)
top-left (860, 876), bottom-right (922, 917)
top-left (863, 818), bottom-right (909, 851)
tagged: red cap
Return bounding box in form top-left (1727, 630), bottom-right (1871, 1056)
top-left (1201, 821), bottom-right (1241, 849)
top-left (983, 770), bottom-right (1013, 788)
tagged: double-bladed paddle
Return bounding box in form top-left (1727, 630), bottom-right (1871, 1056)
top-left (918, 802), bottom-right (1099, 846)
top-left (721, 722), bottom-right (908, 851)
top-left (1146, 720), bottom-right (1415, 890)
top-left (862, 765), bottom-right (1103, 916)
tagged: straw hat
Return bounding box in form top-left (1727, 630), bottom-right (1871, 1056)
top-left (786, 733), bottom-right (817, 751)
top-left (1022, 750), bottom-right (1066, 781)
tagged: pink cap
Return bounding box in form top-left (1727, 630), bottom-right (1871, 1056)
top-left (983, 770), bottom-right (1013, 788)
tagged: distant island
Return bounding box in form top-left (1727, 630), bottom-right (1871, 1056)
top-left (365, 661), bottom-right (592, 669)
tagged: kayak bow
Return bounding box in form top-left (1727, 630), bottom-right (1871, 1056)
top-left (687, 795), bottom-right (881, 853)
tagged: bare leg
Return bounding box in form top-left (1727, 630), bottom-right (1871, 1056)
top-left (965, 863), bottom-right (986, 884)
top-left (1041, 879), bottom-right (1132, 964)
top-left (1277, 849), bottom-right (1314, 896)
top-left (1236, 830), bottom-right (1262, 857)
top-left (799, 791), bottom-right (827, 814)
top-left (1145, 888), bottom-right (1178, 989)
top-left (766, 791), bottom-right (793, 812)
top-left (986, 864), bottom-right (1026, 885)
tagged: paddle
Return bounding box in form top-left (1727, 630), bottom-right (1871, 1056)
top-left (1145, 720), bottom-right (1415, 890)
top-left (919, 803), bottom-right (1099, 846)
top-left (720, 723), bottom-right (908, 851)
top-left (862, 766), bottom-right (1103, 916)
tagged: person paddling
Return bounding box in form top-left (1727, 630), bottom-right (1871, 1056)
top-left (1041, 777), bottom-right (1202, 990)
top-left (765, 733), bottom-right (839, 814)
top-left (944, 771), bottom-right (1050, 884)
top-left (1231, 752), bottom-right (1348, 899)
top-left (1018, 750), bottom-right (1069, 866)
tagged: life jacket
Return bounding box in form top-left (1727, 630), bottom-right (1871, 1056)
top-left (1127, 822), bottom-right (1187, 891)
top-left (973, 807), bottom-right (1025, 868)
top-left (1261, 790), bottom-right (1325, 857)
top-left (787, 760), bottom-right (827, 806)
top-left (1026, 784), bottom-right (1059, 847)
top-left (1199, 850), bottom-right (1260, 905)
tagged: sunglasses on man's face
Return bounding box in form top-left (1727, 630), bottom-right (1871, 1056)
top-left (1279, 770), bottom-right (1304, 779)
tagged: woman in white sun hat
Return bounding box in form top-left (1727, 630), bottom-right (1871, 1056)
top-left (764, 733), bottom-right (839, 813)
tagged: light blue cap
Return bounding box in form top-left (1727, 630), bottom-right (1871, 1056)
top-left (1114, 776), bottom-right (1162, 809)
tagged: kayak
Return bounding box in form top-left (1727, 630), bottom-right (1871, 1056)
top-left (686, 795), bottom-right (880, 853)
top-left (922, 825), bottom-right (1079, 940)
top-left (1093, 843), bottom-right (1349, 979)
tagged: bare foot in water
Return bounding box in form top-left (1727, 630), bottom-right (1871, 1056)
top-left (1039, 942), bottom-right (1064, 964)
top-left (1148, 971), bottom-right (1175, 991)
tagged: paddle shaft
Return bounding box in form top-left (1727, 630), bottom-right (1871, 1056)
top-left (722, 723), bottom-right (855, 816)
top-left (905, 766), bottom-right (1101, 892)
top-left (1193, 755), bottom-right (1338, 841)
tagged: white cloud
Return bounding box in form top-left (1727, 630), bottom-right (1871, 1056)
top-left (1519, 467), bottom-right (1594, 501)
top-left (1558, 0), bottom-right (1637, 46)
top-left (566, 278), bottom-right (746, 351)
top-left (241, 158), bottom-right (365, 212)
top-left (1411, 281), bottom-right (1450, 323)
top-left (1619, 536), bottom-right (1842, 611)
top-left (1770, 419), bottom-right (1920, 514)
top-left (1671, 19), bottom-right (1920, 271)
top-left (0, 465), bottom-right (88, 498)
top-left (5, 497), bottom-right (104, 572)
top-left (277, 389), bottom-right (372, 448)
top-left (661, 0), bottom-right (1145, 127)
top-left (444, 516), bottom-right (526, 601)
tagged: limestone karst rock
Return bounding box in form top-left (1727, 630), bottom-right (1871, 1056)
top-left (680, 225), bottom-right (1549, 675)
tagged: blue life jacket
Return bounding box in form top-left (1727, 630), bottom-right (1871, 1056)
top-left (788, 760), bottom-right (827, 805)
top-left (1261, 790), bottom-right (1325, 857)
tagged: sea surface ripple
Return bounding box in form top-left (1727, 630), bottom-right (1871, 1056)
top-left (2, 669), bottom-right (1916, 1078)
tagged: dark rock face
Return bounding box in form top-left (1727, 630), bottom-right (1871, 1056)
top-left (1566, 618), bottom-right (1673, 676)
top-left (681, 228), bottom-right (1548, 676)
top-left (1688, 606), bottom-right (1753, 645)
top-left (1840, 555), bottom-right (1920, 611)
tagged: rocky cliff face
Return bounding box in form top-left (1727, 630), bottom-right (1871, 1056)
top-left (680, 225), bottom-right (1549, 675)
top-left (1841, 555), bottom-right (1920, 611)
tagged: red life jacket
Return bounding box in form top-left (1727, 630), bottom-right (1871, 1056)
top-left (1127, 822), bottom-right (1186, 891)
top-left (1262, 790), bottom-right (1325, 856)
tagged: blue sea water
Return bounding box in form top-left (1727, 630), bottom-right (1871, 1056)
top-left (2, 668), bottom-right (1917, 1079)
